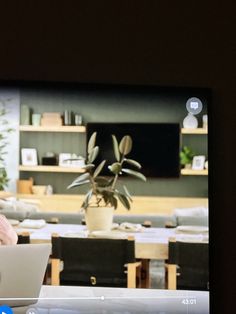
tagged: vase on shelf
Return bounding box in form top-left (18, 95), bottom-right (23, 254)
top-left (183, 113), bottom-right (198, 129)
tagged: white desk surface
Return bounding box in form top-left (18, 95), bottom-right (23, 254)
top-left (14, 285), bottom-right (209, 314)
top-left (15, 224), bottom-right (208, 260)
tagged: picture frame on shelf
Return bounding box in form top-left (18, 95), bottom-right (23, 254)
top-left (21, 148), bottom-right (38, 166)
top-left (192, 155), bottom-right (206, 170)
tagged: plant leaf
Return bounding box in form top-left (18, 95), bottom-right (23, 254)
top-left (93, 160), bottom-right (106, 178)
top-left (112, 135), bottom-right (120, 161)
top-left (88, 146), bottom-right (99, 163)
top-left (87, 132), bottom-right (97, 154)
top-left (81, 164), bottom-right (95, 170)
top-left (123, 185), bottom-right (133, 202)
top-left (67, 173), bottom-right (90, 189)
top-left (67, 180), bottom-right (90, 189)
top-left (119, 135), bottom-right (132, 155)
top-left (94, 177), bottom-right (111, 187)
top-left (122, 168), bottom-right (147, 181)
top-left (108, 195), bottom-right (118, 209)
top-left (81, 189), bottom-right (93, 210)
top-left (124, 158), bottom-right (141, 169)
top-left (116, 192), bottom-right (130, 210)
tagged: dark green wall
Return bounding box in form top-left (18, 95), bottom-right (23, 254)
top-left (20, 86), bottom-right (208, 197)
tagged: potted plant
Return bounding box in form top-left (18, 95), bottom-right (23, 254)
top-left (0, 104), bottom-right (14, 191)
top-left (67, 132), bottom-right (146, 232)
top-left (180, 146), bottom-right (195, 169)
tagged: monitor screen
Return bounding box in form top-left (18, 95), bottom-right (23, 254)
top-left (86, 122), bottom-right (180, 178)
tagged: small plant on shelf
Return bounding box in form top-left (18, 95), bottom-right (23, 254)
top-left (180, 146), bottom-right (195, 169)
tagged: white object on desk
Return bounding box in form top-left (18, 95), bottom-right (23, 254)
top-left (176, 225), bottom-right (208, 234)
top-left (177, 235), bottom-right (209, 242)
top-left (63, 231), bottom-right (88, 238)
top-left (89, 230), bottom-right (127, 239)
top-left (19, 219), bottom-right (46, 229)
top-left (118, 222), bottom-right (144, 232)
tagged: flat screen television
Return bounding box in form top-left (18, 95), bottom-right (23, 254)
top-left (86, 123), bottom-right (180, 178)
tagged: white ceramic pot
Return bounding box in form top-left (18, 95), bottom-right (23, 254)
top-left (183, 113), bottom-right (198, 129)
top-left (85, 206), bottom-right (114, 232)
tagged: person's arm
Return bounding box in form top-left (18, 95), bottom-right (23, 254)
top-left (0, 214), bottom-right (18, 245)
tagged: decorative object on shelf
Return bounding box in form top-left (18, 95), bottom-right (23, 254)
top-left (59, 153), bottom-right (85, 167)
top-left (0, 102), bottom-right (15, 190)
top-left (204, 160), bottom-right (208, 170)
top-left (183, 113), bottom-right (198, 129)
top-left (202, 114), bottom-right (208, 129)
top-left (74, 114), bottom-right (83, 126)
top-left (32, 185), bottom-right (47, 195)
top-left (64, 110), bottom-right (72, 125)
top-left (46, 184), bottom-right (53, 195)
top-left (32, 113), bottom-right (41, 126)
top-left (41, 112), bottom-right (62, 126)
top-left (17, 177), bottom-right (34, 194)
top-left (70, 154), bottom-right (85, 167)
top-left (21, 148), bottom-right (38, 166)
top-left (42, 152), bottom-right (58, 165)
top-left (180, 146), bottom-right (195, 169)
top-left (67, 132), bottom-right (146, 232)
top-left (192, 155), bottom-right (206, 170)
top-left (20, 105), bottom-right (31, 125)
top-left (59, 153), bottom-right (73, 167)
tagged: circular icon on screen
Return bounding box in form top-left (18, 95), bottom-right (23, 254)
top-left (0, 305), bottom-right (13, 314)
top-left (186, 97), bottom-right (203, 115)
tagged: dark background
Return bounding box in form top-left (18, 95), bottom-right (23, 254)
top-left (0, 1), bottom-right (235, 313)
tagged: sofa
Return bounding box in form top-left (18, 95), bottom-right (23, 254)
top-left (1, 208), bottom-right (208, 228)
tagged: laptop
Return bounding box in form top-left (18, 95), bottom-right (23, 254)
top-left (0, 243), bottom-right (51, 307)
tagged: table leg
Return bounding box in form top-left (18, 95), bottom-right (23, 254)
top-left (141, 259), bottom-right (150, 288)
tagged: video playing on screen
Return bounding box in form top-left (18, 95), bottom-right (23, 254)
top-left (0, 83), bottom-right (209, 313)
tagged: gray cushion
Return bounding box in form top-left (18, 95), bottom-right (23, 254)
top-left (176, 215), bottom-right (208, 226)
top-left (0, 210), bottom-right (27, 221)
top-left (27, 212), bottom-right (84, 224)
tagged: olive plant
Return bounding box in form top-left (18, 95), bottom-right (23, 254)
top-left (68, 132), bottom-right (146, 210)
top-left (0, 104), bottom-right (14, 190)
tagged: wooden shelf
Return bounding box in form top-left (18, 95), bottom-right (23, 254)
top-left (181, 169), bottom-right (208, 175)
top-left (20, 126), bottom-right (207, 134)
top-left (181, 128), bottom-right (207, 134)
top-left (19, 165), bottom-right (85, 173)
top-left (19, 125), bottom-right (86, 133)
